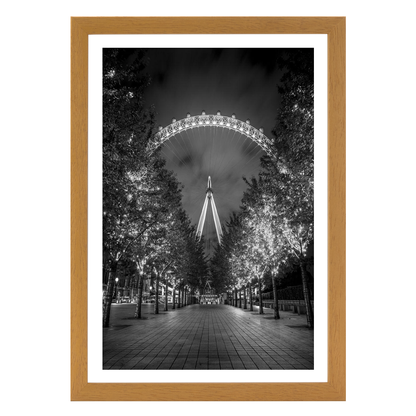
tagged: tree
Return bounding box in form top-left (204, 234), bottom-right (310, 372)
top-left (148, 209), bottom-right (190, 314)
top-left (244, 48), bottom-right (315, 326)
top-left (272, 48), bottom-right (314, 178)
top-left (269, 49), bottom-right (314, 327)
top-left (102, 49), bottom-right (199, 327)
top-left (242, 193), bottom-right (287, 318)
top-left (240, 165), bottom-right (313, 326)
top-left (211, 213), bottom-right (244, 306)
top-left (199, 49), bottom-right (314, 326)
top-left (128, 177), bottom-right (194, 318)
top-left (102, 48), bottom-right (157, 327)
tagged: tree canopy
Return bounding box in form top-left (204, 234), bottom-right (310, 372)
top-left (208, 49), bottom-right (314, 326)
top-left (102, 49), bottom-right (208, 327)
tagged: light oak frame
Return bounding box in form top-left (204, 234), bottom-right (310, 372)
top-left (71, 17), bottom-right (346, 401)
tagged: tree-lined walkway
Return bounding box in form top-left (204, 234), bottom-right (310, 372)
top-left (103, 304), bottom-right (313, 370)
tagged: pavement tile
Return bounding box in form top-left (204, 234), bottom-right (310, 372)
top-left (145, 360), bottom-right (165, 369)
top-left (291, 363), bottom-right (308, 369)
top-left (243, 363), bottom-right (258, 369)
top-left (279, 363), bottom-right (295, 369)
top-left (170, 362), bottom-right (186, 369)
top-left (157, 362), bottom-right (173, 369)
top-left (103, 304), bottom-right (313, 371)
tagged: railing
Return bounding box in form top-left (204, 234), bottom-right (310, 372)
top-left (228, 285), bottom-right (314, 314)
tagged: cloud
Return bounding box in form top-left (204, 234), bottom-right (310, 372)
top-left (145, 48), bottom-right (284, 255)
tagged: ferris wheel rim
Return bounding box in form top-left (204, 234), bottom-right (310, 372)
top-left (148, 112), bottom-right (274, 157)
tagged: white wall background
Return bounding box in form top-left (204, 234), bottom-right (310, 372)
top-left (1, 1), bottom-right (415, 413)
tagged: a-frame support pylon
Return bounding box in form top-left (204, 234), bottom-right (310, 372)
top-left (196, 176), bottom-right (223, 244)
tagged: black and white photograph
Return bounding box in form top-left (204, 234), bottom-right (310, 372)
top-left (102, 47), bottom-right (315, 370)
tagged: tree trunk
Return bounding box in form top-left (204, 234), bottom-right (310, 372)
top-left (258, 278), bottom-right (264, 315)
top-left (239, 289), bottom-right (242, 308)
top-left (177, 287), bottom-right (181, 308)
top-left (103, 262), bottom-right (118, 327)
top-left (172, 280), bottom-right (176, 309)
top-left (129, 272), bottom-right (136, 302)
top-left (134, 275), bottom-right (144, 319)
top-left (300, 262), bottom-right (314, 328)
top-left (249, 283), bottom-right (253, 311)
top-left (154, 272), bottom-right (159, 314)
top-left (165, 279), bottom-right (169, 311)
top-left (272, 274), bottom-right (280, 320)
top-left (124, 275), bottom-right (129, 297)
top-left (243, 285), bottom-right (247, 309)
top-left (234, 287), bottom-right (237, 307)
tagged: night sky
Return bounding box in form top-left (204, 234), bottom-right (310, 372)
top-left (144, 48), bottom-right (286, 256)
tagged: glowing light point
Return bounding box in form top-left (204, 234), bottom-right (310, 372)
top-left (206, 176), bottom-right (212, 197)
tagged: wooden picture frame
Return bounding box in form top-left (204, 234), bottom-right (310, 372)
top-left (71, 17), bottom-right (345, 401)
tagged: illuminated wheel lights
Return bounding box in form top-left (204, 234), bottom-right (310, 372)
top-left (151, 112), bottom-right (273, 156)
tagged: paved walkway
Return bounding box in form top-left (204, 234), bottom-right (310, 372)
top-left (103, 304), bottom-right (313, 370)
